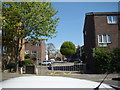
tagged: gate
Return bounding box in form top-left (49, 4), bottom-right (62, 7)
top-left (36, 62), bottom-right (86, 75)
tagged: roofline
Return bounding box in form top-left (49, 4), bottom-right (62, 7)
top-left (86, 12), bottom-right (120, 16)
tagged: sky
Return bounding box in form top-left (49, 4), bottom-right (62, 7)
top-left (46, 2), bottom-right (119, 49)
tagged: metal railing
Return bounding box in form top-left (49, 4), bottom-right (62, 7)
top-left (34, 62), bottom-right (86, 74)
top-left (48, 62), bottom-right (86, 73)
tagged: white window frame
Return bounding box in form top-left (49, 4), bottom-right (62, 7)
top-left (98, 34), bottom-right (112, 47)
top-left (107, 16), bottom-right (117, 24)
top-left (25, 50), bottom-right (30, 54)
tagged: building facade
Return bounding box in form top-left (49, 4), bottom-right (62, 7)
top-left (83, 12), bottom-right (120, 72)
top-left (25, 40), bottom-right (46, 64)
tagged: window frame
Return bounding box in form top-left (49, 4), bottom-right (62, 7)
top-left (31, 50), bottom-right (37, 54)
top-left (98, 34), bottom-right (112, 47)
top-left (107, 16), bottom-right (118, 24)
top-left (25, 50), bottom-right (30, 54)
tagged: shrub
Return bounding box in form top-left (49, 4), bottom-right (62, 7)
top-left (55, 57), bottom-right (61, 61)
top-left (111, 48), bottom-right (120, 73)
top-left (25, 54), bottom-right (30, 59)
top-left (6, 63), bottom-right (16, 72)
top-left (24, 59), bottom-right (34, 66)
top-left (93, 48), bottom-right (112, 73)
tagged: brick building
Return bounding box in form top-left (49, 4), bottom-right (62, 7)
top-left (25, 40), bottom-right (46, 64)
top-left (83, 12), bottom-right (120, 72)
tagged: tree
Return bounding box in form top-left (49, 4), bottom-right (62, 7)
top-left (46, 43), bottom-right (55, 59)
top-left (60, 41), bottom-right (76, 59)
top-left (71, 45), bottom-right (81, 59)
top-left (93, 48), bottom-right (112, 73)
top-left (2, 2), bottom-right (59, 71)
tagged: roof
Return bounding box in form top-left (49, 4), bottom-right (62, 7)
top-left (86, 12), bottom-right (120, 16)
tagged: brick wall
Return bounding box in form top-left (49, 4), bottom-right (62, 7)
top-left (83, 12), bottom-right (120, 72)
top-left (25, 40), bottom-right (46, 63)
top-left (94, 15), bottom-right (119, 49)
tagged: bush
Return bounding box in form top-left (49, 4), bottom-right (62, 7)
top-left (93, 48), bottom-right (112, 73)
top-left (25, 54), bottom-right (30, 59)
top-left (111, 48), bottom-right (120, 73)
top-left (24, 59), bottom-right (34, 66)
top-left (6, 63), bottom-right (16, 72)
top-left (55, 57), bottom-right (61, 61)
top-left (60, 41), bottom-right (76, 58)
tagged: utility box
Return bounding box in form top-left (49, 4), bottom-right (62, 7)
top-left (25, 66), bottom-right (35, 74)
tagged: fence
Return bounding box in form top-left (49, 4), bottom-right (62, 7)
top-left (48, 62), bottom-right (86, 73)
top-left (22, 62), bottom-right (86, 75)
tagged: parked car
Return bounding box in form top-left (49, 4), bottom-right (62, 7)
top-left (69, 58), bottom-right (81, 62)
top-left (74, 61), bottom-right (83, 66)
top-left (63, 59), bottom-right (69, 62)
top-left (39, 60), bottom-right (52, 65)
top-left (49, 59), bottom-right (55, 63)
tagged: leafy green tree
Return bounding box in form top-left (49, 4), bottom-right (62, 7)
top-left (93, 48), bottom-right (112, 73)
top-left (60, 41), bottom-right (76, 59)
top-left (2, 2), bottom-right (59, 70)
top-left (2, 2), bottom-right (59, 40)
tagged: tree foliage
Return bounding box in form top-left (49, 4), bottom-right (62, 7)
top-left (2, 2), bottom-right (59, 40)
top-left (60, 41), bottom-right (76, 58)
top-left (2, 2), bottom-right (59, 70)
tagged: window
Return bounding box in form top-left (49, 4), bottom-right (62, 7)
top-left (25, 50), bottom-right (30, 54)
top-left (107, 16), bottom-right (117, 24)
top-left (98, 34), bottom-right (112, 47)
top-left (107, 35), bottom-right (112, 43)
top-left (2, 46), bottom-right (7, 54)
top-left (31, 51), bottom-right (37, 54)
top-left (36, 42), bottom-right (41, 46)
